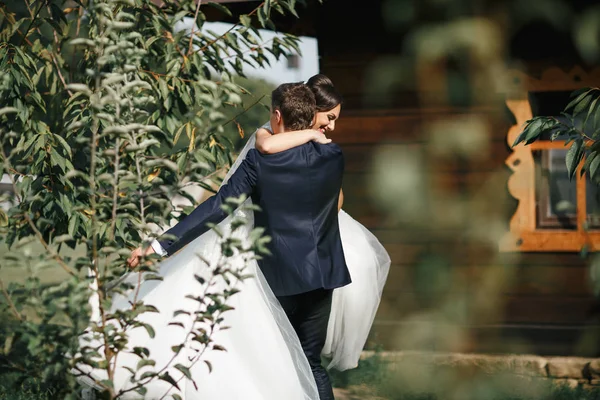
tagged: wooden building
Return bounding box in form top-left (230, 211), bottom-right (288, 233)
top-left (211, 0), bottom-right (600, 356)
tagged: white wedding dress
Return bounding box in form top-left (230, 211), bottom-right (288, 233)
top-left (76, 129), bottom-right (390, 399)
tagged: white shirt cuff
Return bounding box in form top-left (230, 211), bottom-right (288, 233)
top-left (151, 239), bottom-right (167, 257)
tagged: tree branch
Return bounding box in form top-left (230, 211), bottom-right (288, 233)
top-left (187, 0), bottom-right (203, 56)
top-left (191, 1), bottom-right (266, 56)
top-left (0, 7), bottom-right (32, 46)
top-left (117, 254), bottom-right (228, 398)
top-left (20, 0), bottom-right (45, 47)
top-left (24, 0), bottom-right (73, 96)
top-left (550, 116), bottom-right (596, 143)
top-left (0, 278), bottom-right (23, 321)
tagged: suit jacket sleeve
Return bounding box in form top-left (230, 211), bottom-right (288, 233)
top-left (158, 150), bottom-right (259, 255)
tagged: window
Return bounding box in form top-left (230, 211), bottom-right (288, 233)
top-left (529, 91), bottom-right (600, 231)
top-left (0, 174), bottom-right (12, 194)
top-left (500, 66), bottom-right (600, 252)
top-left (286, 54), bottom-right (300, 70)
top-left (0, 174), bottom-right (14, 216)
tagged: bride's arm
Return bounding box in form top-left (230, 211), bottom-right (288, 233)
top-left (338, 189), bottom-right (344, 212)
top-left (255, 127), bottom-right (331, 154)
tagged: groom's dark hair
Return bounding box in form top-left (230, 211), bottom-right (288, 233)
top-left (271, 82), bottom-right (316, 131)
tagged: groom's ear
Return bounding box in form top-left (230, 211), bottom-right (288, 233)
top-left (274, 109), bottom-right (282, 125)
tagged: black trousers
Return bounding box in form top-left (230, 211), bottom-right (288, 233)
top-left (277, 288), bottom-right (334, 400)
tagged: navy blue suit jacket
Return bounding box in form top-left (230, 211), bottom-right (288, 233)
top-left (158, 142), bottom-right (351, 296)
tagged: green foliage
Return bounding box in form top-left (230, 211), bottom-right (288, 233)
top-left (329, 348), bottom-right (390, 390)
top-left (223, 77), bottom-right (276, 151)
top-left (513, 87), bottom-right (600, 182)
top-left (174, 76), bottom-right (276, 154)
top-left (0, 0), bottom-right (305, 398)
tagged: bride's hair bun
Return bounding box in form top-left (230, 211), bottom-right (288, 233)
top-left (307, 74), bottom-right (334, 89)
top-left (306, 74), bottom-right (342, 112)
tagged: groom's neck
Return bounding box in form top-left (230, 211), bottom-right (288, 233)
top-left (272, 122), bottom-right (288, 135)
top-left (272, 120), bottom-right (305, 135)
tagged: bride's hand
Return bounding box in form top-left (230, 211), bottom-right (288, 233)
top-left (311, 130), bottom-right (332, 144)
top-left (127, 246), bottom-right (155, 269)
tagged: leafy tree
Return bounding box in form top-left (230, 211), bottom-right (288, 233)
top-left (513, 87), bottom-right (600, 181)
top-left (0, 0), bottom-right (309, 397)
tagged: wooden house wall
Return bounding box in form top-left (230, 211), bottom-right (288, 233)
top-left (307, 0), bottom-right (600, 358)
top-left (323, 68), bottom-right (600, 357)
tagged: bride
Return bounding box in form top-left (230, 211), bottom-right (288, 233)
top-left (76, 74), bottom-right (390, 399)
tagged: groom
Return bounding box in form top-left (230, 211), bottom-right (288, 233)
top-left (129, 82), bottom-right (350, 399)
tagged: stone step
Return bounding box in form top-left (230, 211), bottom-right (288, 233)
top-left (357, 350), bottom-right (600, 386)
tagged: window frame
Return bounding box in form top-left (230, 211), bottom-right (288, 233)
top-left (499, 66), bottom-right (600, 252)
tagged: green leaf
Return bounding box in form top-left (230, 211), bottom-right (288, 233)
top-left (145, 36), bottom-right (161, 48)
top-left (513, 118), bottom-right (545, 147)
top-left (135, 386), bottom-right (148, 396)
top-left (44, 17), bottom-right (63, 36)
top-left (583, 151), bottom-right (597, 176)
top-left (159, 372), bottom-right (180, 390)
top-left (196, 148), bottom-right (216, 163)
top-left (266, 19), bottom-right (276, 30)
top-left (195, 10), bottom-right (206, 30)
top-left (574, 92), bottom-right (594, 116)
top-left (171, 344), bottom-right (183, 354)
top-left (565, 88), bottom-right (593, 112)
top-left (142, 323), bottom-right (155, 338)
top-left (136, 359), bottom-right (156, 370)
top-left (174, 364), bottom-right (192, 380)
top-left (257, 7), bottom-right (267, 28)
top-left (140, 371), bottom-right (156, 381)
top-left (591, 153), bottom-right (600, 180)
top-left (50, 148), bottom-right (67, 172)
top-left (240, 15), bottom-right (252, 28)
top-left (566, 139), bottom-right (585, 180)
top-left (264, 0), bottom-right (272, 17)
top-left (204, 360), bottom-right (213, 373)
top-left (0, 209), bottom-right (7, 227)
top-left (54, 134), bottom-right (72, 157)
top-left (172, 394), bottom-right (183, 400)
top-left (50, 4), bottom-right (67, 24)
top-left (9, 19), bottom-right (25, 37)
top-left (212, 344), bottom-right (227, 351)
top-left (584, 96), bottom-right (599, 128)
top-left (173, 123), bottom-right (186, 145)
top-left (171, 10), bottom-right (189, 24)
top-left (280, 1), bottom-right (300, 18)
top-left (158, 79), bottom-right (169, 100)
top-left (208, 2), bottom-right (233, 17)
top-left (0, 107), bottom-right (19, 117)
top-left (133, 347), bottom-right (150, 358)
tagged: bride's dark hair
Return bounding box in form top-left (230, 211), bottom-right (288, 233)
top-left (306, 74), bottom-right (343, 112)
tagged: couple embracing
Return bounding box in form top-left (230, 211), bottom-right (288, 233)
top-left (79, 75), bottom-right (390, 400)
